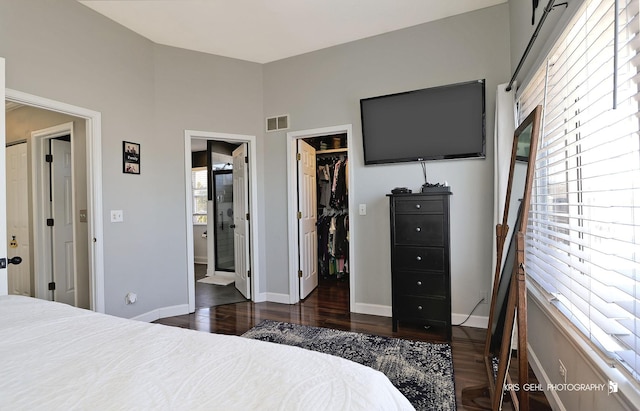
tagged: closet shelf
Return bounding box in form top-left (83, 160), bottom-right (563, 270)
top-left (316, 148), bottom-right (348, 154)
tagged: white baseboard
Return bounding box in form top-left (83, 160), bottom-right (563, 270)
top-left (253, 292), bottom-right (267, 303)
top-left (194, 256), bottom-right (207, 265)
top-left (353, 302), bottom-right (392, 317)
top-left (451, 313), bottom-right (488, 329)
top-left (130, 304), bottom-right (190, 322)
top-left (265, 292), bottom-right (291, 304)
top-left (352, 304), bottom-right (488, 328)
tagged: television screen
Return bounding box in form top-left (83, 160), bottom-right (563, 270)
top-left (360, 79), bottom-right (486, 165)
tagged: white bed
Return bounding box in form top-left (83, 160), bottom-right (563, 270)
top-left (0, 295), bottom-right (414, 410)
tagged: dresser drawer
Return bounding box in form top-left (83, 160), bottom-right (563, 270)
top-left (394, 214), bottom-right (444, 246)
top-left (393, 271), bottom-right (447, 297)
top-left (393, 246), bottom-right (445, 272)
top-left (394, 295), bottom-right (449, 326)
top-left (394, 197), bottom-right (444, 214)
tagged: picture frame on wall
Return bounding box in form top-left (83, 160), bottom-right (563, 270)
top-left (123, 141), bottom-right (140, 174)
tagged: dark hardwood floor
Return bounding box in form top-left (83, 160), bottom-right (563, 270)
top-left (155, 277), bottom-right (550, 410)
top-left (194, 264), bottom-right (248, 308)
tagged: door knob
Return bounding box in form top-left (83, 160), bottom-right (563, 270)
top-left (8, 256), bottom-right (22, 265)
top-left (229, 224), bottom-right (236, 229)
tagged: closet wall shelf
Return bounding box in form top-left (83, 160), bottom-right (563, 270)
top-left (316, 148), bottom-right (348, 155)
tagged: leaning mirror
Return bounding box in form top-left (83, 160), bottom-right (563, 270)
top-left (462, 105), bottom-right (542, 411)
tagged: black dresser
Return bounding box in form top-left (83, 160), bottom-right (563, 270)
top-left (388, 191), bottom-right (452, 339)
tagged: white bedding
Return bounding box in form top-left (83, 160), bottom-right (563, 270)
top-left (0, 296), bottom-right (413, 410)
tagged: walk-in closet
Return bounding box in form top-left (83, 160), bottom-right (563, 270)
top-left (300, 133), bottom-right (350, 294)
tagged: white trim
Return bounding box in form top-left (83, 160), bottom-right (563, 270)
top-left (31, 122), bottom-right (74, 302)
top-left (253, 292), bottom-right (267, 303)
top-left (353, 303), bottom-right (391, 318)
top-left (451, 313), bottom-right (488, 329)
top-left (194, 256), bottom-right (207, 265)
top-left (130, 304), bottom-right (189, 323)
top-left (5, 88), bottom-right (105, 313)
top-left (286, 124), bottom-right (355, 311)
top-left (264, 292), bottom-right (291, 304)
top-left (184, 130), bottom-right (260, 313)
top-left (527, 343), bottom-right (566, 411)
top-left (528, 283), bottom-right (640, 410)
top-left (0, 58), bottom-right (6, 296)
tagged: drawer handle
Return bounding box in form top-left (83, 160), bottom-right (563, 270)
top-left (417, 281), bottom-right (422, 286)
top-left (415, 227), bottom-right (421, 232)
top-left (416, 256), bottom-right (422, 261)
top-left (415, 204), bottom-right (421, 209)
top-left (417, 305), bottom-right (423, 310)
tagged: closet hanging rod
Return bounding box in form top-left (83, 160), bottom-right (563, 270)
top-left (506, 0), bottom-right (566, 92)
top-left (316, 148), bottom-right (348, 155)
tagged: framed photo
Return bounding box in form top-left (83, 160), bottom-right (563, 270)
top-left (123, 141), bottom-right (140, 174)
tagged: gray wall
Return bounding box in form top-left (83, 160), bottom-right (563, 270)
top-left (0, 0), bottom-right (264, 317)
top-left (263, 4), bottom-right (511, 317)
top-left (1, 1), bottom-right (511, 320)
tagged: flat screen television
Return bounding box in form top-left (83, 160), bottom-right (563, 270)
top-left (360, 79), bottom-right (486, 165)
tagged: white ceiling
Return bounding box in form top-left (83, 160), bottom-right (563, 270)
top-left (79, 0), bottom-right (507, 64)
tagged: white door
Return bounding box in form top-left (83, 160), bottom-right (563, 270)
top-left (6, 143), bottom-right (30, 296)
top-left (297, 140), bottom-right (318, 299)
top-left (51, 139), bottom-right (75, 305)
top-left (0, 57), bottom-right (7, 295)
top-left (232, 144), bottom-right (250, 299)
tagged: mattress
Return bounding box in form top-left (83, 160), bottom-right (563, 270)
top-left (0, 295), bottom-right (414, 410)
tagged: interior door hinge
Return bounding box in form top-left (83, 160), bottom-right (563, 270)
top-left (244, 156), bottom-right (248, 164)
top-left (45, 154), bottom-right (53, 163)
top-left (48, 282), bottom-right (56, 291)
top-left (297, 211), bottom-right (302, 219)
top-left (298, 270), bottom-right (303, 278)
top-left (247, 270), bottom-right (251, 278)
top-left (246, 213), bottom-right (250, 221)
top-left (46, 218), bottom-right (54, 227)
top-left (297, 153), bottom-right (301, 161)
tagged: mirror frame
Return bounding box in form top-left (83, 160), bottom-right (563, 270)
top-left (484, 105), bottom-right (542, 411)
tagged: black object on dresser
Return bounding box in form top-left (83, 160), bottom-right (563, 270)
top-left (388, 191), bottom-right (452, 340)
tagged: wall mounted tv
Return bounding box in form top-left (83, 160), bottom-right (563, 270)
top-left (360, 79), bottom-right (486, 165)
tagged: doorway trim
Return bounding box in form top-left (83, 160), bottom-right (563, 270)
top-left (184, 130), bottom-right (260, 312)
top-left (286, 124), bottom-right (355, 311)
top-left (5, 88), bottom-right (105, 312)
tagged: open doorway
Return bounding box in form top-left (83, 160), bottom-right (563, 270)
top-left (4, 94), bottom-right (104, 311)
top-left (286, 124), bottom-right (356, 312)
top-left (184, 130), bottom-right (260, 313)
top-left (189, 138), bottom-right (246, 308)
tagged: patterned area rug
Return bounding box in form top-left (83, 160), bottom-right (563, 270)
top-left (241, 320), bottom-right (456, 411)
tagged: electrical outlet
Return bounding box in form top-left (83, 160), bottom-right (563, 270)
top-left (110, 209), bottom-right (124, 223)
top-left (479, 291), bottom-right (488, 304)
top-left (558, 359), bottom-right (567, 383)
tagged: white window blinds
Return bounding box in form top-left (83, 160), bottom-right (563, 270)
top-left (518, 0), bottom-right (640, 381)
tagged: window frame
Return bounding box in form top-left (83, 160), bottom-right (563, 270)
top-left (192, 166), bottom-right (208, 226)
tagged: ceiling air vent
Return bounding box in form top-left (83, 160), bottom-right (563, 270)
top-left (266, 114), bottom-right (289, 132)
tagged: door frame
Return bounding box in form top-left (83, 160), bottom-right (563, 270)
top-left (184, 130), bottom-right (260, 312)
top-left (5, 88), bottom-right (105, 312)
top-left (286, 124), bottom-right (356, 311)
